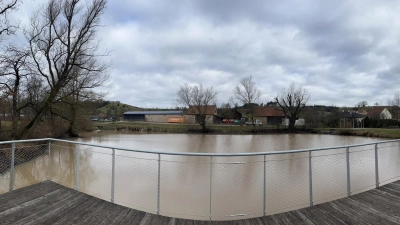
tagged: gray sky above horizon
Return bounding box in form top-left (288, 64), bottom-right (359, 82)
top-left (9, 0), bottom-right (400, 108)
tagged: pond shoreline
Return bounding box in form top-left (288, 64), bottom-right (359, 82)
top-left (90, 122), bottom-right (400, 139)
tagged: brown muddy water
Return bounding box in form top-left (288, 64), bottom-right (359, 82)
top-left (1, 133), bottom-right (399, 221)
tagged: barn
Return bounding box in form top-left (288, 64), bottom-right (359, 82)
top-left (123, 111), bottom-right (184, 123)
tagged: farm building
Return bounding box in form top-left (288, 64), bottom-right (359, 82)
top-left (254, 107), bottom-right (286, 125)
top-left (123, 111), bottom-right (184, 123)
top-left (185, 105), bottom-right (222, 124)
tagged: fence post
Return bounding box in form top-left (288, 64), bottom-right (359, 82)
top-left (209, 156), bottom-right (213, 221)
top-left (263, 154), bottom-right (266, 216)
top-left (157, 154), bottom-right (161, 215)
top-left (346, 147), bottom-right (351, 197)
top-left (309, 151), bottom-right (313, 206)
top-left (111, 149), bottom-right (115, 203)
top-left (9, 143), bottom-right (15, 192)
top-left (375, 144), bottom-right (379, 188)
top-left (75, 144), bottom-right (80, 191)
top-left (47, 140), bottom-right (51, 180)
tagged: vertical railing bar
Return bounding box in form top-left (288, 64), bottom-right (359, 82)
top-left (375, 144), bottom-right (379, 188)
top-left (309, 151), bottom-right (313, 206)
top-left (9, 142), bottom-right (15, 192)
top-left (157, 153), bottom-right (161, 215)
top-left (346, 147), bottom-right (351, 197)
top-left (111, 148), bottom-right (115, 203)
top-left (263, 154), bottom-right (266, 216)
top-left (75, 144), bottom-right (80, 191)
top-left (209, 156), bottom-right (213, 221)
top-left (47, 140), bottom-right (51, 180)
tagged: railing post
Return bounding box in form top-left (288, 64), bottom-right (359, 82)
top-left (346, 147), bottom-right (351, 197)
top-left (111, 149), bottom-right (115, 203)
top-left (75, 144), bottom-right (80, 191)
top-left (263, 154), bottom-right (266, 216)
top-left (209, 156), bottom-right (213, 221)
top-left (9, 143), bottom-right (15, 192)
top-left (47, 140), bottom-right (51, 180)
top-left (309, 151), bottom-right (313, 206)
top-left (157, 154), bottom-right (161, 215)
top-left (375, 144), bottom-right (379, 188)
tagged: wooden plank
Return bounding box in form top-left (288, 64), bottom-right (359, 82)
top-left (259, 215), bottom-right (278, 225)
top-left (277, 211), bottom-right (315, 225)
top-left (83, 202), bottom-right (130, 225)
top-left (50, 195), bottom-right (106, 225)
top-left (116, 209), bottom-right (146, 224)
top-left (13, 191), bottom-right (89, 225)
top-left (0, 181), bottom-right (63, 212)
top-left (139, 213), bottom-right (162, 225)
top-left (314, 201), bottom-right (367, 225)
top-left (287, 211), bottom-right (316, 225)
top-left (0, 187), bottom-right (78, 224)
top-left (349, 194), bottom-right (400, 223)
top-left (334, 198), bottom-right (398, 225)
top-left (298, 206), bottom-right (346, 225)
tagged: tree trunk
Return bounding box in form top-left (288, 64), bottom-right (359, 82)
top-left (67, 104), bottom-right (79, 137)
top-left (288, 117), bottom-right (296, 132)
top-left (11, 75), bottom-right (20, 137)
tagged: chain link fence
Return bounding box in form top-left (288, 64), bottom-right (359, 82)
top-left (0, 138), bottom-right (400, 221)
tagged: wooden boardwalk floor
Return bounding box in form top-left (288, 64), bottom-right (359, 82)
top-left (1, 181), bottom-right (400, 224)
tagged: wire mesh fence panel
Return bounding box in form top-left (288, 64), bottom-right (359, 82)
top-left (312, 148), bottom-right (347, 204)
top-left (79, 146), bottom-right (112, 201)
top-left (13, 143), bottom-right (48, 190)
top-left (378, 142), bottom-right (400, 186)
top-left (114, 152), bottom-right (158, 214)
top-left (0, 147), bottom-right (11, 194)
top-left (49, 143), bottom-right (77, 189)
top-left (349, 145), bottom-right (376, 195)
top-left (159, 155), bottom-right (210, 220)
top-left (265, 152), bottom-right (309, 215)
top-left (211, 156), bottom-right (264, 221)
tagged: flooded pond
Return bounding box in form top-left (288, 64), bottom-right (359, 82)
top-left (1, 133), bottom-right (399, 220)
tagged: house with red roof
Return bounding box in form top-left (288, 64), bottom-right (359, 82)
top-left (254, 107), bottom-right (286, 125)
top-left (367, 107), bottom-right (392, 120)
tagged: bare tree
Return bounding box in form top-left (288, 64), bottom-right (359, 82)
top-left (56, 64), bottom-right (108, 136)
top-left (234, 76), bottom-right (261, 130)
top-left (356, 101), bottom-right (368, 107)
top-left (389, 91), bottom-right (400, 121)
top-left (177, 83), bottom-right (217, 132)
top-left (18, 0), bottom-right (108, 139)
top-left (0, 0), bottom-right (19, 37)
top-left (274, 83), bottom-right (310, 132)
top-left (0, 46), bottom-right (31, 137)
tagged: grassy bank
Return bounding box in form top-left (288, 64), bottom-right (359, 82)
top-left (94, 121), bottom-right (313, 135)
top-left (315, 128), bottom-right (400, 139)
top-left (94, 121), bottom-right (400, 139)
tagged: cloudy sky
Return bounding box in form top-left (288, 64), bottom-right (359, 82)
top-left (10, 0), bottom-right (400, 108)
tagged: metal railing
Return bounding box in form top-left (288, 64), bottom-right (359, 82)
top-left (0, 138), bottom-right (400, 220)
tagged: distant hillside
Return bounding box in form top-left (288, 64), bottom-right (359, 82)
top-left (95, 101), bottom-right (141, 116)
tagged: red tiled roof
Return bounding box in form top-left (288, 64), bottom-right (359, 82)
top-left (255, 107), bottom-right (285, 117)
top-left (367, 107), bottom-right (386, 118)
top-left (187, 105), bottom-right (217, 115)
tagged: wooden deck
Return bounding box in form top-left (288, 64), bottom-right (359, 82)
top-left (1, 181), bottom-right (400, 224)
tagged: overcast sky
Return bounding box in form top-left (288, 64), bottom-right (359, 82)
top-left (10, 0), bottom-right (400, 108)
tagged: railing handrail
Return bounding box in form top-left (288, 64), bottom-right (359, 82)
top-left (1, 137), bottom-right (399, 157)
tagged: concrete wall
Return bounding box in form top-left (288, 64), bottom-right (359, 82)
top-left (184, 115), bottom-right (214, 124)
